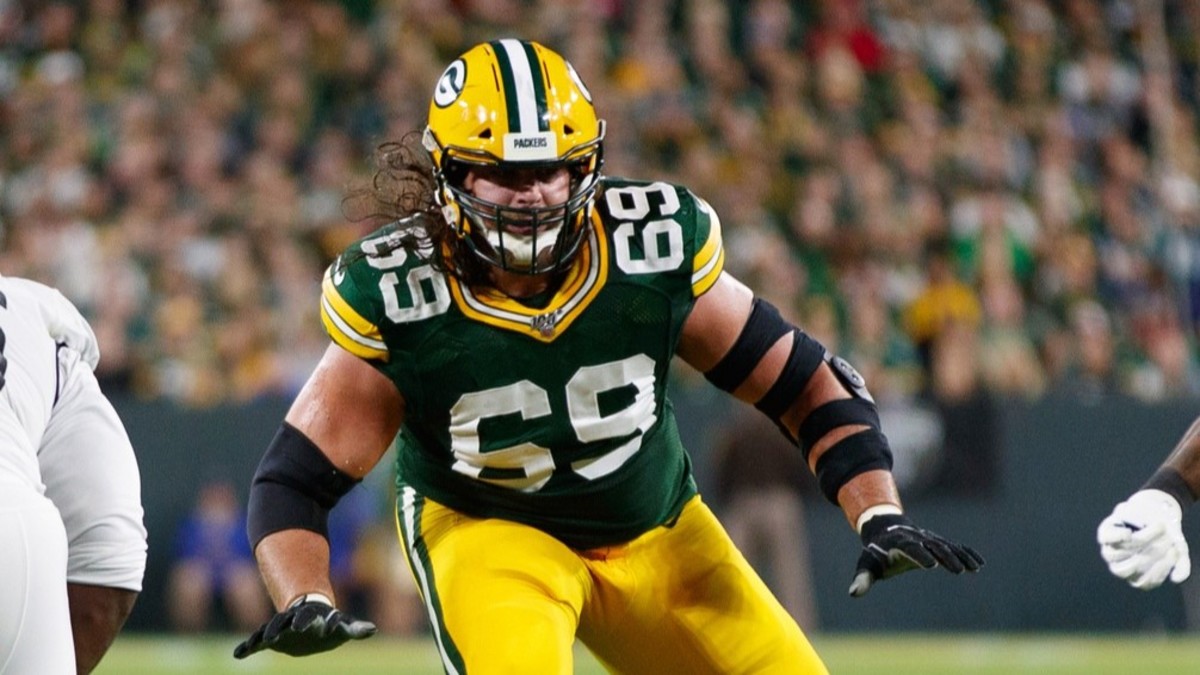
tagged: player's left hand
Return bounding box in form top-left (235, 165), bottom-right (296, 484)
top-left (1097, 489), bottom-right (1191, 590)
top-left (234, 594), bottom-right (377, 659)
top-left (848, 513), bottom-right (985, 597)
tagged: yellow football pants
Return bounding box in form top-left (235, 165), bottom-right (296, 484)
top-left (396, 490), bottom-right (827, 674)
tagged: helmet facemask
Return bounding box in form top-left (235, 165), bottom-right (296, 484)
top-left (440, 153), bottom-right (602, 275)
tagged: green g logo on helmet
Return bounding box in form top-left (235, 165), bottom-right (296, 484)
top-left (433, 60), bottom-right (466, 108)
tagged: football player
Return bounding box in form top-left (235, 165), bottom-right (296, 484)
top-left (0, 275), bottom-right (147, 675)
top-left (1098, 417), bottom-right (1200, 590)
top-left (236, 39), bottom-right (983, 673)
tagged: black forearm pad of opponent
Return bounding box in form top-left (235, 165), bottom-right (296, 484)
top-left (1144, 466), bottom-right (1198, 508)
top-left (246, 422), bottom-right (360, 549)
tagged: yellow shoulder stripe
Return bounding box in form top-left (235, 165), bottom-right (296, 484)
top-left (320, 269), bottom-right (389, 360)
top-left (692, 247), bottom-right (724, 297)
top-left (691, 200), bottom-right (724, 297)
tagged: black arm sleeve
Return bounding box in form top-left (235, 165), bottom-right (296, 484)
top-left (246, 422), bottom-right (361, 549)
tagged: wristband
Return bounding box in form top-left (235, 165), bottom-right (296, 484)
top-left (288, 592), bottom-right (334, 609)
top-left (1143, 467), bottom-right (1197, 509)
top-left (855, 503), bottom-right (903, 534)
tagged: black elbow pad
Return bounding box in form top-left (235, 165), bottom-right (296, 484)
top-left (246, 422), bottom-right (360, 549)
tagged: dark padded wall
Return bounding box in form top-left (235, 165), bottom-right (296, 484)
top-left (114, 391), bottom-right (1200, 632)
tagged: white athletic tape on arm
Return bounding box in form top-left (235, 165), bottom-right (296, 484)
top-left (856, 504), bottom-right (904, 534)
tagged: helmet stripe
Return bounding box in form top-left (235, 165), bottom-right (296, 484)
top-left (519, 41), bottom-right (549, 132)
top-left (489, 40), bottom-right (521, 131)
top-left (492, 39), bottom-right (548, 134)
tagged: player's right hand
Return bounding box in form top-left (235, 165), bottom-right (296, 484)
top-left (1097, 489), bottom-right (1191, 590)
top-left (233, 594), bottom-right (377, 659)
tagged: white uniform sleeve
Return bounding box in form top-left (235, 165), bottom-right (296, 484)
top-left (39, 348), bottom-right (147, 591)
top-left (7, 277), bottom-right (100, 369)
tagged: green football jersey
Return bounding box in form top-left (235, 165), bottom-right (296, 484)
top-left (320, 178), bottom-right (725, 549)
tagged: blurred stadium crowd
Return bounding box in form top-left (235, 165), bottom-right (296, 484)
top-left (3, 0), bottom-right (1200, 406)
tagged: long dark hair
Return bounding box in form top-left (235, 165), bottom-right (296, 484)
top-left (343, 131), bottom-right (491, 286)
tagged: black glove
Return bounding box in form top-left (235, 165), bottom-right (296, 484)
top-left (234, 594), bottom-right (378, 659)
top-left (848, 513), bottom-right (984, 597)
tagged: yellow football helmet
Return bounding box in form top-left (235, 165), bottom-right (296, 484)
top-left (423, 39), bottom-right (605, 275)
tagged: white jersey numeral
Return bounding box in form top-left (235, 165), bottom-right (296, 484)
top-left (605, 183), bottom-right (685, 274)
top-left (449, 380), bottom-right (555, 493)
top-left (447, 355), bottom-right (658, 492)
top-left (358, 231), bottom-right (452, 324)
top-left (381, 267), bottom-right (451, 323)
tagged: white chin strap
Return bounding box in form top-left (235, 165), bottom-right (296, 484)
top-left (485, 223), bottom-right (564, 268)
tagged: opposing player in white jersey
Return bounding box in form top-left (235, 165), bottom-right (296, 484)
top-left (0, 275), bottom-right (147, 675)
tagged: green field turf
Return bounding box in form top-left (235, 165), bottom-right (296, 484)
top-left (92, 634), bottom-right (1200, 674)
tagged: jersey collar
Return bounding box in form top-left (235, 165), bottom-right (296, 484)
top-left (448, 211), bottom-right (608, 342)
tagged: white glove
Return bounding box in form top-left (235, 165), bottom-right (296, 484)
top-left (1097, 489), bottom-right (1191, 590)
